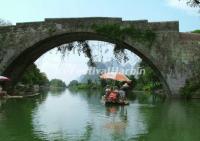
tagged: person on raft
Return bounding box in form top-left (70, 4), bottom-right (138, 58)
top-left (105, 85), bottom-right (111, 99)
top-left (107, 86), bottom-right (119, 102)
top-left (104, 82), bottom-right (130, 103)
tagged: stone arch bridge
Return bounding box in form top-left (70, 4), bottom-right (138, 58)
top-left (0, 17), bottom-right (200, 96)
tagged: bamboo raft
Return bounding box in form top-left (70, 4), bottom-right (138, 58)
top-left (101, 96), bottom-right (129, 106)
top-left (3, 93), bottom-right (40, 99)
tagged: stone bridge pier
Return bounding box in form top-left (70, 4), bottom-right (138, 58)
top-left (0, 17), bottom-right (200, 96)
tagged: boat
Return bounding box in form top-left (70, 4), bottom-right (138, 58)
top-left (99, 72), bottom-right (131, 106)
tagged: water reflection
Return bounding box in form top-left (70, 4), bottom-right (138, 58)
top-left (32, 89), bottom-right (148, 141)
top-left (32, 90), bottom-right (90, 140)
top-left (104, 106), bottom-right (128, 141)
top-left (0, 90), bottom-right (199, 141)
top-left (105, 106), bottom-right (128, 122)
top-left (137, 100), bottom-right (200, 141)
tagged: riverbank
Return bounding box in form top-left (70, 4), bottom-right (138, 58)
top-left (3, 93), bottom-right (40, 99)
top-left (68, 83), bottom-right (101, 90)
top-left (2, 85), bottom-right (66, 99)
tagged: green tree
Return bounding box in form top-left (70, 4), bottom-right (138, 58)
top-left (135, 61), bottom-right (162, 91)
top-left (20, 64), bottom-right (49, 86)
top-left (180, 30), bottom-right (200, 98)
top-left (100, 79), bottom-right (107, 87)
top-left (0, 19), bottom-right (12, 26)
top-left (68, 80), bottom-right (79, 87)
top-left (50, 79), bottom-right (66, 88)
top-left (192, 30), bottom-right (200, 33)
top-left (87, 79), bottom-right (92, 85)
top-left (128, 75), bottom-right (137, 89)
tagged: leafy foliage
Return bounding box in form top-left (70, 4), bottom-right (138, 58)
top-left (57, 41), bottom-right (95, 66)
top-left (57, 24), bottom-right (156, 67)
top-left (135, 61), bottom-right (162, 91)
top-left (180, 29), bottom-right (200, 98)
top-left (185, 0), bottom-right (200, 7)
top-left (192, 30), bottom-right (200, 33)
top-left (180, 78), bottom-right (200, 99)
top-left (68, 80), bottom-right (79, 87)
top-left (68, 79), bottom-right (100, 90)
top-left (50, 79), bottom-right (66, 88)
top-left (93, 24), bottom-right (155, 63)
top-left (92, 24), bottom-right (156, 44)
top-left (0, 19), bottom-right (12, 26)
top-left (113, 44), bottom-right (129, 63)
top-left (19, 64), bottom-right (49, 85)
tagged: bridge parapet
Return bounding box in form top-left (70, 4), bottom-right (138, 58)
top-left (0, 17), bottom-right (179, 33)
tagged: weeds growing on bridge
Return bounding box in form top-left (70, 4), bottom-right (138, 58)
top-left (192, 30), bottom-right (200, 33)
top-left (180, 30), bottom-right (200, 99)
top-left (57, 41), bottom-right (96, 66)
top-left (57, 40), bottom-right (130, 67)
top-left (92, 24), bottom-right (156, 47)
top-left (56, 24), bottom-right (156, 67)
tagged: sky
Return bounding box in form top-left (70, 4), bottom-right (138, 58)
top-left (0, 0), bottom-right (199, 31)
top-left (0, 0), bottom-right (199, 84)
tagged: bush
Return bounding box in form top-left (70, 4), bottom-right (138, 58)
top-left (180, 78), bottom-right (200, 99)
top-left (50, 79), bottom-right (66, 88)
top-left (20, 64), bottom-right (49, 86)
top-left (136, 92), bottom-right (151, 103)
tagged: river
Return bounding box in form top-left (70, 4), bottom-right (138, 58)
top-left (0, 89), bottom-right (199, 141)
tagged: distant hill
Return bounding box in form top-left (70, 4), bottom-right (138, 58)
top-left (78, 74), bottom-right (100, 84)
top-left (78, 59), bottom-right (138, 83)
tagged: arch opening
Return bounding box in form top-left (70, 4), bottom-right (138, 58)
top-left (2, 32), bottom-right (171, 95)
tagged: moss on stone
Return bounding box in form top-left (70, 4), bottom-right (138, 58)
top-left (92, 24), bottom-right (156, 47)
top-left (48, 26), bottom-right (56, 35)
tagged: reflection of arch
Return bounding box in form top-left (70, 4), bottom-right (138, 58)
top-left (3, 32), bottom-right (171, 95)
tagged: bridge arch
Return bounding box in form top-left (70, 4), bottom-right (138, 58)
top-left (2, 32), bottom-right (171, 95)
top-left (1, 18), bottom-right (199, 96)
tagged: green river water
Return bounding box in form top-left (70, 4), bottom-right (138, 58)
top-left (0, 89), bottom-right (199, 141)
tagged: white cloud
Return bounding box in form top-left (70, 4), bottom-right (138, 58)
top-left (166, 0), bottom-right (199, 15)
top-left (35, 48), bottom-right (89, 84)
top-left (34, 41), bottom-right (141, 85)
